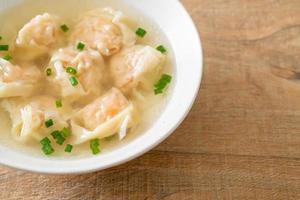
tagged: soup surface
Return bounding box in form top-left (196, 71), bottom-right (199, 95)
top-left (0, 0), bottom-right (173, 157)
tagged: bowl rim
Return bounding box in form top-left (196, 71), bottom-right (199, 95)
top-left (0, 0), bottom-right (203, 174)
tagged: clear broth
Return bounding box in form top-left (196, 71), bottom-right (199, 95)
top-left (0, 0), bottom-right (174, 158)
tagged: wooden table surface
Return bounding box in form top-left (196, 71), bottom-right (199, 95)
top-left (2, 0), bottom-right (300, 199)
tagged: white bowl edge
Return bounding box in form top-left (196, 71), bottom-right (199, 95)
top-left (0, 0), bottom-right (203, 174)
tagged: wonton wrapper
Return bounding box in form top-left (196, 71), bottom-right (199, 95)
top-left (48, 46), bottom-right (105, 103)
top-left (1, 96), bottom-right (69, 142)
top-left (70, 8), bottom-right (136, 56)
top-left (70, 88), bottom-right (139, 144)
top-left (0, 58), bottom-right (41, 98)
top-left (109, 45), bottom-right (165, 93)
top-left (16, 13), bottom-right (62, 59)
top-left (100, 7), bottom-right (137, 46)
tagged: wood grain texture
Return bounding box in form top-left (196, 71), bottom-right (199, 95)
top-left (2, 0), bottom-right (300, 199)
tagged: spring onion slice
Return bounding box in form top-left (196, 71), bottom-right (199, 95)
top-left (51, 131), bottom-right (65, 145)
top-left (77, 42), bottom-right (85, 51)
top-left (61, 127), bottom-right (71, 138)
top-left (61, 24), bottom-right (69, 32)
top-left (0, 45), bottom-right (9, 51)
top-left (65, 144), bottom-right (73, 153)
top-left (3, 54), bottom-right (12, 61)
top-left (69, 76), bottom-right (78, 86)
top-left (156, 45), bottom-right (167, 54)
top-left (45, 119), bottom-right (54, 128)
top-left (90, 139), bottom-right (100, 155)
top-left (66, 67), bottom-right (77, 75)
top-left (154, 74), bottom-right (172, 95)
top-left (46, 68), bottom-right (52, 76)
top-left (40, 137), bottom-right (54, 155)
top-left (135, 27), bottom-right (147, 38)
top-left (56, 100), bottom-right (62, 108)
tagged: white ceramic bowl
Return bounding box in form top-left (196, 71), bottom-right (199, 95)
top-left (0, 0), bottom-right (203, 174)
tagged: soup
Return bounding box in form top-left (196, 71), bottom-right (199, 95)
top-left (0, 0), bottom-right (173, 157)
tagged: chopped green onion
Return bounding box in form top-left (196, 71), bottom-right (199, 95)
top-left (46, 68), bottom-right (52, 76)
top-left (157, 74), bottom-right (172, 84)
top-left (40, 137), bottom-right (51, 146)
top-left (154, 88), bottom-right (163, 95)
top-left (135, 27), bottom-right (147, 38)
top-left (77, 42), bottom-right (85, 51)
top-left (154, 74), bottom-right (172, 95)
top-left (42, 144), bottom-right (55, 155)
top-left (51, 130), bottom-right (65, 145)
top-left (66, 67), bottom-right (77, 75)
top-left (55, 100), bottom-right (62, 108)
top-left (0, 36), bottom-right (2, 40)
top-left (57, 137), bottom-right (65, 145)
top-left (90, 138), bottom-right (100, 155)
top-left (156, 45), bottom-right (167, 54)
top-left (3, 54), bottom-right (12, 61)
top-left (60, 24), bottom-right (69, 32)
top-left (51, 131), bottom-right (60, 137)
top-left (45, 119), bottom-right (54, 128)
top-left (69, 76), bottom-right (78, 86)
top-left (65, 144), bottom-right (73, 153)
top-left (61, 127), bottom-right (71, 138)
top-left (0, 45), bottom-right (9, 51)
top-left (40, 137), bottom-right (54, 155)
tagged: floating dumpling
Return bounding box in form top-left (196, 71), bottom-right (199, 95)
top-left (47, 46), bottom-right (105, 103)
top-left (70, 88), bottom-right (139, 144)
top-left (70, 8), bottom-right (136, 56)
top-left (99, 7), bottom-right (137, 46)
top-left (16, 13), bottom-right (62, 58)
top-left (1, 96), bottom-right (69, 142)
top-left (0, 58), bottom-right (41, 98)
top-left (109, 45), bottom-right (165, 93)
